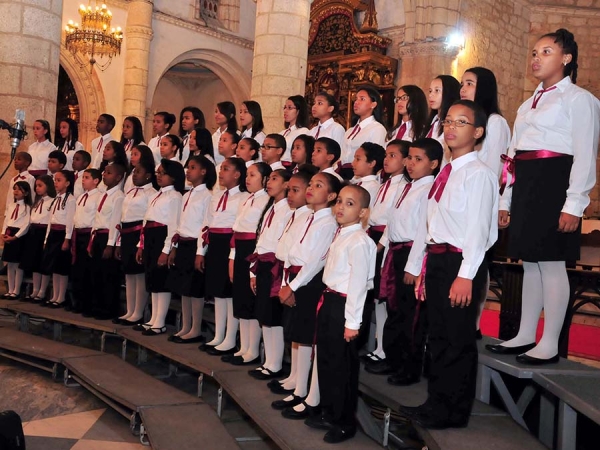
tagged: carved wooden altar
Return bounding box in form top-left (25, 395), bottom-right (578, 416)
top-left (307, 0), bottom-right (398, 129)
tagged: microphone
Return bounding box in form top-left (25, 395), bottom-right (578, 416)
top-left (10, 109), bottom-right (26, 157)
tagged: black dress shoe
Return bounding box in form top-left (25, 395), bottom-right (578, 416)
top-left (172, 335), bottom-right (205, 344)
top-left (324, 426), bottom-right (356, 444)
top-left (387, 372), bottom-right (420, 386)
top-left (47, 301), bottom-right (65, 309)
top-left (515, 353), bottom-right (559, 365)
top-left (133, 323), bottom-right (151, 332)
top-left (360, 352), bottom-right (383, 364)
top-left (221, 354), bottom-right (235, 363)
top-left (267, 378), bottom-right (283, 389)
top-left (365, 360), bottom-right (393, 375)
top-left (272, 395), bottom-right (305, 410)
top-left (270, 383), bottom-right (295, 395)
top-left (251, 368), bottom-right (284, 380)
top-left (398, 402), bottom-right (433, 418)
top-left (141, 326), bottom-right (167, 336)
top-left (412, 411), bottom-right (468, 430)
top-left (304, 412), bottom-right (335, 431)
top-left (282, 401), bottom-right (321, 420)
top-left (121, 318), bottom-right (144, 326)
top-left (206, 346), bottom-right (236, 356)
top-left (231, 356), bottom-right (260, 366)
top-left (198, 342), bottom-right (215, 352)
top-left (485, 342), bottom-right (536, 355)
top-left (112, 318), bottom-right (124, 325)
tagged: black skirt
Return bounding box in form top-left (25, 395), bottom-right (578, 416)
top-left (120, 221), bottom-right (144, 274)
top-left (508, 153), bottom-right (580, 261)
top-left (165, 239), bottom-right (204, 297)
top-left (20, 224), bottom-right (49, 273)
top-left (2, 227), bottom-right (24, 263)
top-left (255, 259), bottom-right (284, 327)
top-left (232, 239), bottom-right (257, 320)
top-left (142, 226), bottom-right (170, 293)
top-left (283, 270), bottom-right (325, 345)
top-left (41, 229), bottom-right (71, 276)
top-left (366, 228), bottom-right (384, 302)
top-left (204, 232), bottom-right (233, 298)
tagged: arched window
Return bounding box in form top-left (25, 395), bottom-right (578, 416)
top-left (196, 0), bottom-right (239, 32)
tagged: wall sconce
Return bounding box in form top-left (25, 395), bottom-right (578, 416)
top-left (446, 33), bottom-right (465, 51)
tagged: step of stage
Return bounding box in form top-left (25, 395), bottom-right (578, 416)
top-left (139, 404), bottom-right (239, 450)
top-left (216, 369), bottom-right (382, 450)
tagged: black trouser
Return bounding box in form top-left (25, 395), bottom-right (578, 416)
top-left (71, 230), bottom-right (92, 312)
top-left (425, 251), bottom-right (486, 422)
top-left (382, 246), bottom-right (428, 376)
top-left (317, 291), bottom-right (359, 429)
top-left (90, 233), bottom-right (122, 317)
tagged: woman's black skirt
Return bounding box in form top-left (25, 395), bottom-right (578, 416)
top-left (2, 227), bottom-right (24, 263)
top-left (166, 239), bottom-right (204, 298)
top-left (283, 270), bottom-right (325, 345)
top-left (120, 221), bottom-right (144, 274)
top-left (204, 232), bottom-right (233, 298)
top-left (20, 225), bottom-right (49, 273)
top-left (255, 260), bottom-right (284, 327)
top-left (142, 226), bottom-right (170, 293)
top-left (508, 153), bottom-right (580, 261)
top-left (232, 239), bottom-right (257, 320)
top-left (41, 229), bottom-right (71, 275)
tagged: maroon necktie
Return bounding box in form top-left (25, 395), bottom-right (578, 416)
top-left (314, 125), bottom-right (321, 139)
top-left (183, 190), bottom-right (193, 211)
top-left (375, 179), bottom-right (391, 204)
top-left (97, 137), bottom-right (104, 152)
top-left (395, 122), bottom-right (407, 139)
top-left (299, 214), bottom-right (314, 243)
top-left (427, 118), bottom-right (438, 138)
top-left (395, 183), bottom-right (412, 208)
top-left (217, 190), bottom-right (229, 212)
top-left (428, 164), bottom-right (452, 202)
top-left (348, 124), bottom-right (361, 140)
top-left (78, 193), bottom-right (89, 206)
top-left (151, 191), bottom-right (162, 207)
top-left (10, 204), bottom-right (19, 220)
top-left (97, 193), bottom-right (108, 212)
top-left (531, 86), bottom-right (557, 109)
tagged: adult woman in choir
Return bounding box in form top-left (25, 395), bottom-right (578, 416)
top-left (459, 67), bottom-right (511, 338)
top-left (386, 85), bottom-right (429, 144)
top-left (280, 95), bottom-right (310, 163)
top-left (487, 29), bottom-right (600, 364)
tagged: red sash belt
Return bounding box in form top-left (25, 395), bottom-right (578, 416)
top-left (247, 252), bottom-right (283, 297)
top-left (71, 227), bottom-right (92, 263)
top-left (50, 224), bottom-right (66, 231)
top-left (171, 233), bottom-right (197, 246)
top-left (427, 243), bottom-right (462, 254)
top-left (500, 150), bottom-right (569, 195)
top-left (314, 287), bottom-right (347, 358)
top-left (31, 223), bottom-right (48, 229)
top-left (139, 221), bottom-right (167, 250)
top-left (4, 227), bottom-right (19, 238)
top-left (29, 169), bottom-right (47, 177)
top-left (118, 222), bottom-right (143, 234)
top-left (378, 241), bottom-right (413, 310)
top-left (368, 225), bottom-right (386, 235)
top-left (230, 231), bottom-right (257, 249)
top-left (87, 228), bottom-right (109, 254)
top-left (283, 264), bottom-right (302, 284)
top-left (201, 227), bottom-right (233, 248)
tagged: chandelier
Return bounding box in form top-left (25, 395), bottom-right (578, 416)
top-left (64, 2), bottom-right (123, 73)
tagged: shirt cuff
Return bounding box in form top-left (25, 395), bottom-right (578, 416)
top-left (161, 245), bottom-right (171, 255)
top-left (344, 320), bottom-right (361, 330)
top-left (562, 198), bottom-right (585, 217)
top-left (457, 263), bottom-right (476, 280)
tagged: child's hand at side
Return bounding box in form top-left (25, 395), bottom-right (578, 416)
top-left (344, 327), bottom-right (359, 342)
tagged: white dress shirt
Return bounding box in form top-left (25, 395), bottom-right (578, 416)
top-left (322, 223), bottom-right (376, 330)
top-left (73, 170), bottom-right (85, 199)
top-left (270, 161), bottom-right (286, 171)
top-left (382, 176), bottom-right (434, 276)
top-left (285, 207), bottom-right (337, 291)
top-left (121, 183), bottom-right (157, 224)
top-left (427, 116), bottom-right (445, 148)
top-left (5, 171), bottom-right (35, 217)
top-left (28, 140), bottom-right (56, 172)
top-left (386, 120), bottom-right (414, 145)
top-left (91, 133), bottom-right (114, 169)
top-left (255, 197), bottom-right (292, 256)
top-left (143, 185), bottom-right (182, 254)
top-left (241, 128), bottom-right (266, 146)
top-left (30, 196), bottom-right (53, 225)
top-left (229, 189), bottom-right (269, 259)
top-left (322, 167), bottom-right (344, 182)
top-left (368, 174), bottom-right (408, 227)
top-left (148, 133), bottom-right (168, 166)
top-left (275, 205), bottom-right (311, 264)
top-left (280, 125), bottom-right (309, 162)
top-left (500, 76), bottom-right (600, 217)
top-left (2, 200), bottom-right (30, 238)
top-left (427, 152), bottom-right (498, 279)
top-left (45, 193), bottom-right (76, 241)
top-left (352, 175), bottom-right (380, 207)
top-left (60, 140), bottom-right (85, 171)
top-left (478, 114), bottom-right (510, 178)
top-left (177, 184), bottom-right (211, 239)
top-left (340, 116), bottom-right (387, 165)
top-left (93, 185), bottom-right (125, 246)
top-left (197, 185), bottom-right (250, 256)
top-left (74, 188), bottom-right (102, 229)
top-left (308, 117), bottom-right (346, 145)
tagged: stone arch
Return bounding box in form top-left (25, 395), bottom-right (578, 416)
top-left (59, 50), bottom-right (106, 149)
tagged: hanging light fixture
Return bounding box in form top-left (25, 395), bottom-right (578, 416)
top-left (64, 2), bottom-right (123, 73)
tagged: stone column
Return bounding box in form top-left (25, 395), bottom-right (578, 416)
top-left (121, 0), bottom-right (153, 131)
top-left (250, 0), bottom-right (312, 135)
top-left (397, 41), bottom-right (461, 87)
top-left (0, 0), bottom-right (62, 215)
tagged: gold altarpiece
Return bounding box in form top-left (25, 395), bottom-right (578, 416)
top-left (306, 0), bottom-right (398, 129)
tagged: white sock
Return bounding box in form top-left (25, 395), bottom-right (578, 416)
top-left (121, 274), bottom-right (137, 319)
top-left (51, 273), bottom-right (60, 302)
top-left (525, 261), bottom-right (569, 359)
top-left (475, 271), bottom-right (490, 331)
top-left (178, 296), bottom-right (192, 336)
top-left (14, 267), bottom-right (24, 295)
top-left (215, 297), bottom-right (238, 350)
top-left (152, 292), bottom-right (171, 329)
top-left (292, 345), bottom-right (312, 398)
top-left (56, 275), bottom-right (68, 303)
top-left (130, 274), bottom-right (148, 321)
top-left (262, 327), bottom-right (272, 368)
top-left (6, 263), bottom-right (16, 294)
top-left (243, 319), bottom-right (261, 362)
top-left (294, 347), bottom-right (320, 411)
top-left (269, 326), bottom-right (285, 373)
top-left (181, 297), bottom-right (204, 339)
top-left (146, 293), bottom-right (158, 327)
top-left (207, 297), bottom-right (227, 346)
top-left (280, 343), bottom-right (298, 388)
top-left (31, 272), bottom-right (42, 297)
top-left (501, 261), bottom-right (543, 348)
top-left (39, 275), bottom-right (50, 300)
top-left (235, 319), bottom-right (249, 357)
top-left (374, 300), bottom-right (387, 358)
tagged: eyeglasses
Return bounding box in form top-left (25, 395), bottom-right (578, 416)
top-left (260, 145), bottom-right (282, 150)
top-left (156, 170), bottom-right (166, 176)
top-left (440, 119), bottom-right (475, 128)
top-left (282, 106), bottom-right (297, 111)
top-left (393, 95), bottom-right (409, 103)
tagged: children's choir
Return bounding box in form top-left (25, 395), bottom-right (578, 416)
top-left (2, 27), bottom-right (599, 442)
